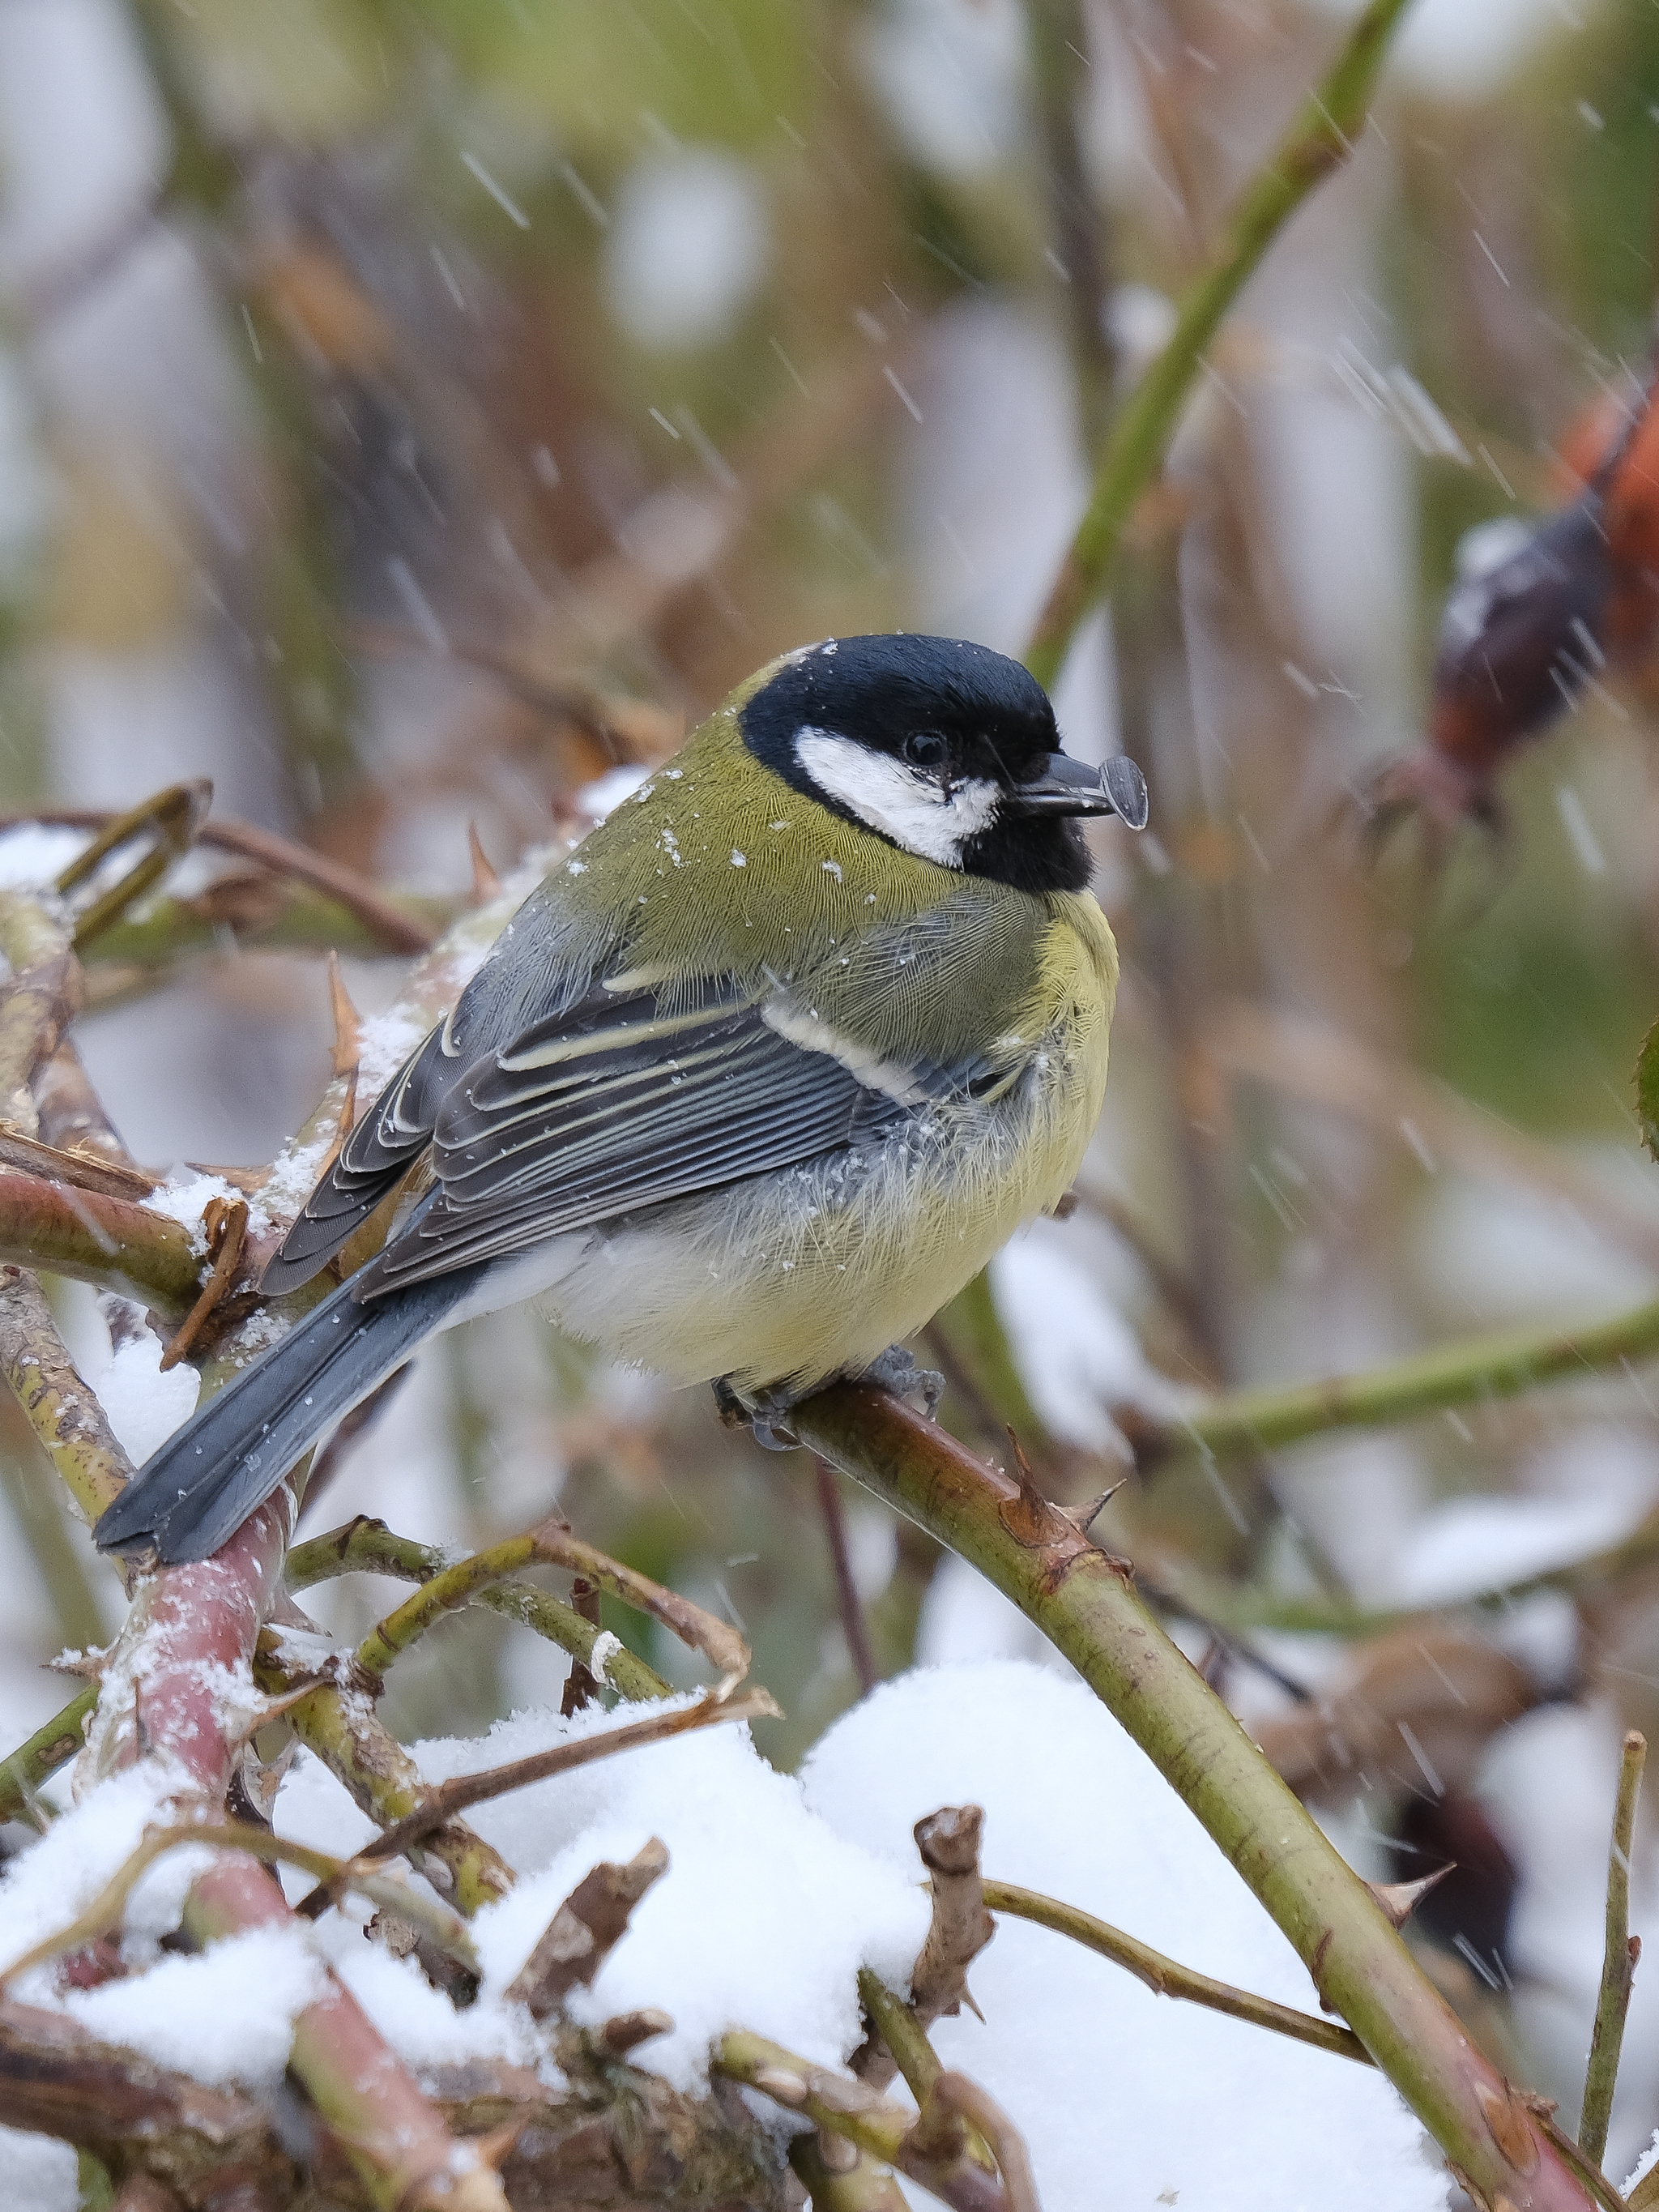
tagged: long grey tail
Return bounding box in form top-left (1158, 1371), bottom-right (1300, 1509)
top-left (93, 1265), bottom-right (482, 1565)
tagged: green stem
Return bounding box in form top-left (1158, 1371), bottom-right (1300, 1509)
top-left (1580, 1732), bottom-right (1646, 2169)
top-left (1023, 0), bottom-right (1415, 687)
top-left (982, 1879), bottom-right (1366, 2064)
top-left (1145, 1295), bottom-right (1659, 1469)
top-left (0, 1682), bottom-right (97, 1821)
top-left (858, 1969), bottom-right (943, 2102)
top-left (288, 1516), bottom-right (670, 1701)
top-left (791, 1380), bottom-right (1595, 2211)
top-left (0, 1448), bottom-right (105, 1651)
top-left (856, 1971), bottom-right (997, 2176)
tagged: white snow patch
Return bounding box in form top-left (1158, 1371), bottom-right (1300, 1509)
top-left (0, 1765), bottom-right (184, 1992)
top-left (88, 1329), bottom-right (199, 1464)
top-left (62, 1924), bottom-right (328, 2089)
top-left (141, 1169), bottom-right (239, 1258)
top-left (603, 147), bottom-right (770, 352)
top-left (355, 1007), bottom-right (430, 1094)
top-left (275, 1693), bottom-right (927, 2091)
top-left (1311, 0), bottom-right (1597, 101)
top-left (0, 826), bottom-right (87, 891)
top-left (992, 1218), bottom-right (1187, 1450)
top-left (0, 2126), bottom-right (75, 2212)
top-left (576, 765), bottom-right (651, 822)
top-left (802, 1662), bottom-right (1448, 2212)
top-left (1392, 1491), bottom-right (1648, 1608)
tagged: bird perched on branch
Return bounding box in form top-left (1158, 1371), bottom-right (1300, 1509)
top-left (96, 634), bottom-right (1147, 1564)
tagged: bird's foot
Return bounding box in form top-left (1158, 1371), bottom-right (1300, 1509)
top-left (856, 1343), bottom-right (945, 1422)
top-left (711, 1375), bottom-right (801, 1452)
top-left (713, 1347), bottom-right (945, 1451)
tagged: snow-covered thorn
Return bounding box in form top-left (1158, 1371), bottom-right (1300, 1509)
top-left (1367, 1864), bottom-right (1452, 1931)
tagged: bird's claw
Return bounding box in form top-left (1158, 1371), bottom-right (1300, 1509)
top-left (856, 1344), bottom-right (945, 1422)
top-left (712, 1344), bottom-right (945, 1451)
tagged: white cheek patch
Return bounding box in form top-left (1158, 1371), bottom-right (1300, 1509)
top-left (793, 726), bottom-right (1000, 867)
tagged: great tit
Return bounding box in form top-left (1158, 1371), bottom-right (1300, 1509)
top-left (96, 634), bottom-right (1147, 1563)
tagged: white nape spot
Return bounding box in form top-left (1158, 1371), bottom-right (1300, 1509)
top-left (822, 859), bottom-right (842, 880)
top-left (731, 849), bottom-right (747, 866)
top-left (794, 726), bottom-right (1000, 867)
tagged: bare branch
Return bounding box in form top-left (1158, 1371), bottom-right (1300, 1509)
top-left (353, 1513), bottom-right (747, 1687)
top-left (287, 1515), bottom-right (671, 1702)
top-left (0, 1265), bottom-right (135, 1522)
top-left (982, 1879), bottom-right (1367, 2064)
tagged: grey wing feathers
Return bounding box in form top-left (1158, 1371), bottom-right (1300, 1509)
top-left (258, 1023), bottom-right (454, 1294)
top-left (357, 992), bottom-right (908, 1293)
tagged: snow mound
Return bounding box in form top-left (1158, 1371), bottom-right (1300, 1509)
top-left (276, 1691), bottom-right (928, 2090)
top-left (801, 1660), bottom-right (1448, 2212)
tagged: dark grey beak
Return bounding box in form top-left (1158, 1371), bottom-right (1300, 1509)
top-left (1009, 752), bottom-right (1149, 830)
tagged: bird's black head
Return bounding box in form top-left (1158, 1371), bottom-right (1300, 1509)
top-left (739, 634), bottom-right (1146, 895)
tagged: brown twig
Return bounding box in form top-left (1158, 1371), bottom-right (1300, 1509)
top-left (159, 1197), bottom-right (248, 1372)
top-left (816, 1458), bottom-right (878, 1695)
top-left (297, 1689), bottom-right (778, 1915)
top-left (354, 1513), bottom-right (748, 1686)
top-left (0, 1128), bottom-right (156, 1200)
top-left (560, 1576), bottom-right (603, 1717)
top-left (982, 1878), bottom-right (1367, 2063)
top-left (0, 805), bottom-right (437, 957)
top-left (911, 1808), bottom-right (997, 2025)
top-left (0, 1997), bottom-right (291, 2203)
top-left (505, 1838), bottom-right (668, 2020)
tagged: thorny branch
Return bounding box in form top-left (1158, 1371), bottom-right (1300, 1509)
top-left (790, 1378), bottom-right (1600, 2210)
top-left (1128, 1293), bottom-right (1659, 1472)
top-left (856, 1805), bottom-right (995, 2093)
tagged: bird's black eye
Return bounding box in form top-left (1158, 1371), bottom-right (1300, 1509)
top-left (902, 730), bottom-right (950, 771)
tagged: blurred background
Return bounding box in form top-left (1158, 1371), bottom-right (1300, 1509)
top-left (5, 0), bottom-right (1659, 2172)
